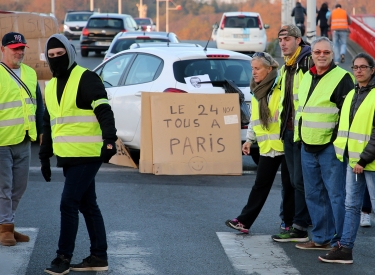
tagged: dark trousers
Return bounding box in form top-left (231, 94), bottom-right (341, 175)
top-left (320, 26), bottom-right (329, 38)
top-left (283, 129), bottom-right (311, 229)
top-left (237, 155), bottom-right (285, 228)
top-left (281, 157), bottom-right (295, 227)
top-left (57, 161), bottom-right (107, 259)
top-left (362, 185), bottom-right (372, 213)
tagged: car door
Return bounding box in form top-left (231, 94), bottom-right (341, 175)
top-left (112, 53), bottom-right (163, 144)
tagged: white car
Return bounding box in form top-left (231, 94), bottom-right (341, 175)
top-left (214, 11), bottom-right (269, 53)
top-left (93, 45), bottom-right (259, 162)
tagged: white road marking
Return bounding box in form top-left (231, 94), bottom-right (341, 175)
top-left (217, 232), bottom-right (300, 275)
top-left (106, 231), bottom-right (156, 274)
top-left (0, 228), bottom-right (38, 275)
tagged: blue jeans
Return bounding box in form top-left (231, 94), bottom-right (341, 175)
top-left (0, 137), bottom-right (31, 224)
top-left (57, 161), bottom-right (107, 259)
top-left (301, 144), bottom-right (346, 245)
top-left (333, 30), bottom-right (348, 63)
top-left (284, 129), bottom-right (310, 229)
top-left (340, 166), bottom-right (375, 249)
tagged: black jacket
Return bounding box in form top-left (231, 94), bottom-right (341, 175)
top-left (291, 3), bottom-right (307, 24)
top-left (316, 8), bottom-right (329, 28)
top-left (39, 63), bottom-right (117, 167)
top-left (299, 61), bottom-right (355, 153)
top-left (349, 75), bottom-right (375, 167)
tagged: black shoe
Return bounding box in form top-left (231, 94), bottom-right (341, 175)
top-left (318, 246), bottom-right (353, 264)
top-left (44, 254), bottom-right (70, 275)
top-left (70, 255), bottom-right (108, 271)
top-left (340, 54), bottom-right (345, 63)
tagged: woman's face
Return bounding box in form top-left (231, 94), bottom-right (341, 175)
top-left (353, 57), bottom-right (375, 86)
top-left (251, 59), bottom-right (272, 83)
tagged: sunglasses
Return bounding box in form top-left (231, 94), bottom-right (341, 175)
top-left (252, 52), bottom-right (272, 65)
top-left (312, 50), bottom-right (332, 56)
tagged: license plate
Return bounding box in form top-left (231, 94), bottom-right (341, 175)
top-left (233, 34), bottom-right (249, 38)
top-left (95, 41), bottom-right (111, 46)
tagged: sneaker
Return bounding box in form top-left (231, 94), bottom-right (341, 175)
top-left (280, 221), bottom-right (286, 230)
top-left (225, 219), bottom-right (249, 234)
top-left (272, 227), bottom-right (309, 243)
top-left (340, 54), bottom-right (345, 63)
top-left (44, 254), bottom-right (70, 275)
top-left (295, 240), bottom-right (331, 250)
top-left (360, 212), bottom-right (371, 227)
top-left (318, 246), bottom-right (353, 264)
top-left (70, 255), bottom-right (108, 271)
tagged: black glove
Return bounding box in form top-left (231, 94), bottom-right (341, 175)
top-left (101, 140), bottom-right (117, 163)
top-left (40, 159), bottom-right (51, 182)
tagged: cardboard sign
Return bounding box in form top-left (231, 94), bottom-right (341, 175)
top-left (0, 12), bottom-right (59, 40)
top-left (24, 37), bottom-right (52, 80)
top-left (140, 92), bottom-right (242, 175)
top-left (109, 138), bottom-right (138, 168)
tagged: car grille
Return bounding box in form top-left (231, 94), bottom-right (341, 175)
top-left (69, 26), bottom-right (84, 31)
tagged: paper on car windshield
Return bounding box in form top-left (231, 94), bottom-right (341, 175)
top-left (184, 74), bottom-right (213, 90)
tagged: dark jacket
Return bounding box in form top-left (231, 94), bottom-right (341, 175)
top-left (299, 61), bottom-right (355, 153)
top-left (39, 63), bottom-right (117, 167)
top-left (280, 45), bottom-right (312, 140)
top-left (349, 75), bottom-right (375, 167)
top-left (291, 2), bottom-right (307, 24)
top-left (316, 8), bottom-right (329, 28)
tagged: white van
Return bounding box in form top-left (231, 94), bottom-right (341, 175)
top-left (214, 12), bottom-right (269, 53)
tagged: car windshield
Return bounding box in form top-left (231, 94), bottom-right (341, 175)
top-left (225, 16), bottom-right (259, 28)
top-left (135, 19), bottom-right (151, 25)
top-left (111, 38), bottom-right (170, 53)
top-left (173, 59), bottom-right (252, 87)
top-left (87, 18), bottom-right (123, 29)
top-left (66, 13), bottom-right (91, 22)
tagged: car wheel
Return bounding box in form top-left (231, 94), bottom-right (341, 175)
top-left (81, 49), bottom-right (88, 57)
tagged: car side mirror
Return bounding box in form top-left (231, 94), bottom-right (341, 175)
top-left (212, 22), bottom-right (219, 30)
top-left (264, 24), bottom-right (270, 29)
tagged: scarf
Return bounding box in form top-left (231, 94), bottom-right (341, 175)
top-left (284, 46), bottom-right (302, 66)
top-left (250, 69), bottom-right (278, 129)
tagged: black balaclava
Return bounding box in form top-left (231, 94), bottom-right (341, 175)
top-left (46, 38), bottom-right (69, 77)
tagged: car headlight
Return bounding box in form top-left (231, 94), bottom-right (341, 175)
top-left (63, 25), bottom-right (70, 31)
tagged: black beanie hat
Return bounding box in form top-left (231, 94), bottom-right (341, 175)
top-left (47, 37), bottom-right (65, 51)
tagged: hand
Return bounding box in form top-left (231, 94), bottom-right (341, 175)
top-left (101, 140), bottom-right (117, 163)
top-left (40, 159), bottom-right (51, 182)
top-left (242, 142), bottom-right (251, 155)
top-left (353, 164), bottom-right (364, 174)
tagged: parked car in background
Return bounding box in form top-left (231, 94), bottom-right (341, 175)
top-left (214, 11), bottom-right (269, 54)
top-left (93, 45), bottom-right (259, 163)
top-left (80, 13), bottom-right (138, 57)
top-left (103, 31), bottom-right (180, 61)
top-left (63, 10), bottom-right (94, 39)
top-left (134, 17), bottom-right (156, 32)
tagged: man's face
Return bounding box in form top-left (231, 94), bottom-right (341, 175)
top-left (278, 35), bottom-right (301, 57)
top-left (1, 45), bottom-right (26, 69)
top-left (312, 41), bottom-right (333, 71)
top-left (47, 47), bottom-right (66, 59)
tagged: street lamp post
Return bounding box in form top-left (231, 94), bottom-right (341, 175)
top-left (156, 0), bottom-right (181, 32)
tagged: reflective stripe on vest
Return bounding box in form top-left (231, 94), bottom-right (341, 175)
top-left (294, 66), bottom-right (354, 143)
top-left (0, 64), bottom-right (37, 146)
top-left (252, 82), bottom-right (284, 155)
top-left (331, 8), bottom-right (349, 30)
top-left (334, 88), bottom-right (375, 170)
top-left (45, 65), bottom-right (104, 157)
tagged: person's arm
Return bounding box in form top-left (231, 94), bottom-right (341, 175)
top-left (347, 14), bottom-right (352, 25)
top-left (303, 7), bottom-right (307, 16)
top-left (39, 106), bottom-right (54, 160)
top-left (78, 70), bottom-right (117, 142)
top-left (291, 8), bottom-right (295, 17)
top-left (358, 123), bottom-right (375, 168)
top-left (246, 120), bottom-right (257, 144)
top-left (35, 83), bottom-right (44, 137)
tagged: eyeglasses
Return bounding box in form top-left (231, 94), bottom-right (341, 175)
top-left (312, 50), bottom-right (332, 56)
top-left (252, 52), bottom-right (272, 65)
top-left (351, 65), bottom-right (373, 71)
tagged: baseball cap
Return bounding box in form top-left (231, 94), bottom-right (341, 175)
top-left (278, 24), bottom-right (307, 45)
top-left (2, 32), bottom-right (28, 48)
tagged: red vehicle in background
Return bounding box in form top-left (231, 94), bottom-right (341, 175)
top-left (134, 17), bottom-right (156, 32)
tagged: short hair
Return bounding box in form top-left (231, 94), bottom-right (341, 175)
top-left (335, 4), bottom-right (342, 8)
top-left (311, 37), bottom-right (334, 52)
top-left (352, 52), bottom-right (375, 68)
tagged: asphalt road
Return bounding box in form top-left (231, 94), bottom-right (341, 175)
top-left (1, 40), bottom-right (374, 275)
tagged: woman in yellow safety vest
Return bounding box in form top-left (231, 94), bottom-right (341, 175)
top-left (225, 52), bottom-right (293, 234)
top-left (319, 53), bottom-right (375, 264)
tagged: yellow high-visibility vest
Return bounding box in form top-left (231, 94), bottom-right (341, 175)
top-left (45, 65), bottom-right (106, 157)
top-left (334, 88), bottom-right (375, 170)
top-left (0, 63), bottom-right (37, 146)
